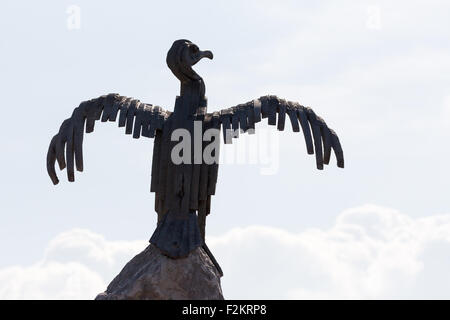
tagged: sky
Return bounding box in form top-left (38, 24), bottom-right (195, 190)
top-left (0, 0), bottom-right (450, 299)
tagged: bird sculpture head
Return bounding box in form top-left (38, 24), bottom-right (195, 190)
top-left (166, 39), bottom-right (213, 84)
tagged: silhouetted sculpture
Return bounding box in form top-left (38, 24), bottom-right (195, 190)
top-left (47, 39), bottom-right (344, 277)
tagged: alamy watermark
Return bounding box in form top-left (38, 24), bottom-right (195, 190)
top-left (366, 5), bottom-right (382, 30)
top-left (66, 5), bottom-right (81, 30)
top-left (171, 121), bottom-right (279, 175)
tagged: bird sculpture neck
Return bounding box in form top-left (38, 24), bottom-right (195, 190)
top-left (181, 78), bottom-right (205, 98)
top-left (176, 78), bottom-right (207, 118)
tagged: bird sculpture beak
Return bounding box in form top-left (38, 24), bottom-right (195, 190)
top-left (199, 50), bottom-right (213, 60)
top-left (190, 50), bottom-right (213, 67)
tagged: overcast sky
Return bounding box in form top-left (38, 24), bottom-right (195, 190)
top-left (1, 0), bottom-right (450, 299)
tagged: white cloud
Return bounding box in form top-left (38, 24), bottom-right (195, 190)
top-left (0, 229), bottom-right (147, 300)
top-left (215, 205), bottom-right (450, 299)
top-left (0, 262), bottom-right (104, 300)
top-left (2, 205), bottom-right (450, 299)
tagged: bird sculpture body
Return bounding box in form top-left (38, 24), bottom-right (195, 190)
top-left (47, 39), bottom-right (344, 276)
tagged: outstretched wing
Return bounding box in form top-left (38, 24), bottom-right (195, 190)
top-left (47, 93), bottom-right (170, 184)
top-left (212, 95), bottom-right (344, 169)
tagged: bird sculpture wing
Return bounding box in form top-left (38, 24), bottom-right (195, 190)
top-left (211, 95), bottom-right (344, 169)
top-left (47, 93), bottom-right (169, 184)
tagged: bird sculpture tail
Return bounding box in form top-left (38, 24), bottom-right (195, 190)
top-left (150, 210), bottom-right (202, 258)
top-left (149, 210), bottom-right (223, 277)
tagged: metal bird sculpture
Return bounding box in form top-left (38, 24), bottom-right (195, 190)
top-left (47, 39), bottom-right (344, 276)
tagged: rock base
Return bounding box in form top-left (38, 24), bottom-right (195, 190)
top-left (95, 244), bottom-right (224, 300)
